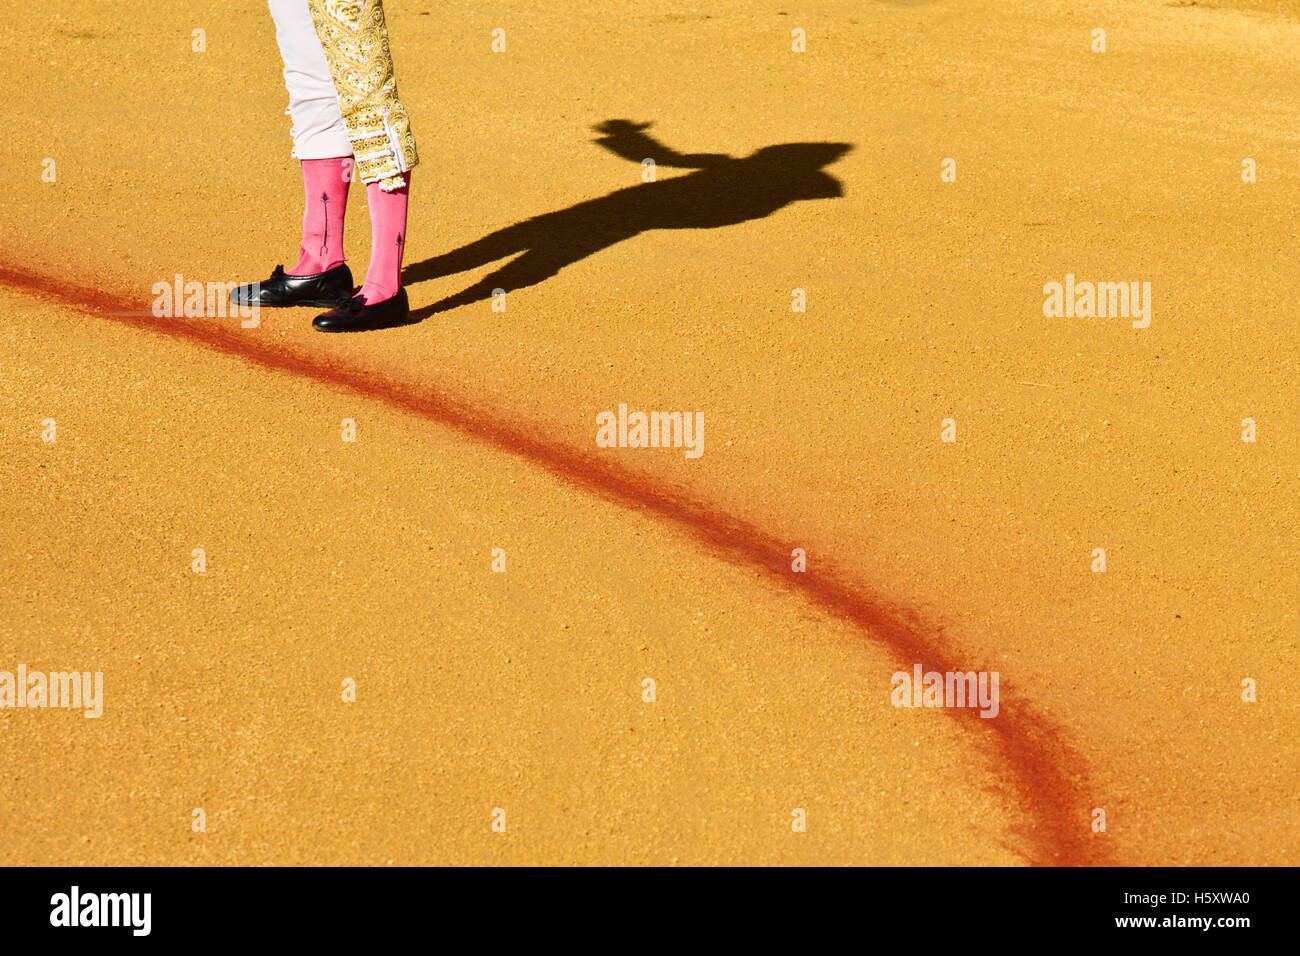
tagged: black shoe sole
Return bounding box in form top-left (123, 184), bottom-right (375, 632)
top-left (312, 313), bottom-right (414, 333)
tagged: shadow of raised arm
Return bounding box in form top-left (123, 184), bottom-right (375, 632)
top-left (592, 119), bottom-right (730, 169)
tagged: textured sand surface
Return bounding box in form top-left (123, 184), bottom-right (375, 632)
top-left (1, 0), bottom-right (1296, 865)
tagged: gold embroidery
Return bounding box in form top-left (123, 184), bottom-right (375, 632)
top-left (307, 0), bottom-right (418, 191)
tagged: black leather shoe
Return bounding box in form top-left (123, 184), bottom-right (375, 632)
top-left (313, 288), bottom-right (411, 332)
top-left (230, 264), bottom-right (354, 309)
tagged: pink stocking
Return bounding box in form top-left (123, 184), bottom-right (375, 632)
top-left (291, 157), bottom-right (352, 275)
top-left (359, 172), bottom-right (411, 303)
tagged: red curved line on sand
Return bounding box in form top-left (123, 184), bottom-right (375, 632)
top-left (0, 263), bottom-right (1110, 867)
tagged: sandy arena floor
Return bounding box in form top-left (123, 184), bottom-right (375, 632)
top-left (0, 0), bottom-right (1296, 865)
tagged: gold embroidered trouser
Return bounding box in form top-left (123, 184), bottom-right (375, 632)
top-left (305, 0), bottom-right (418, 191)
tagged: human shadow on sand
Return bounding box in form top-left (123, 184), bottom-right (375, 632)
top-left (402, 120), bottom-right (852, 319)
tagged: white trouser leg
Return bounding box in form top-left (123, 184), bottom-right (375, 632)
top-left (267, 0), bottom-right (352, 160)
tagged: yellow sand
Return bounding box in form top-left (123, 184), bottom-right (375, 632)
top-left (1, 0), bottom-right (1296, 864)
